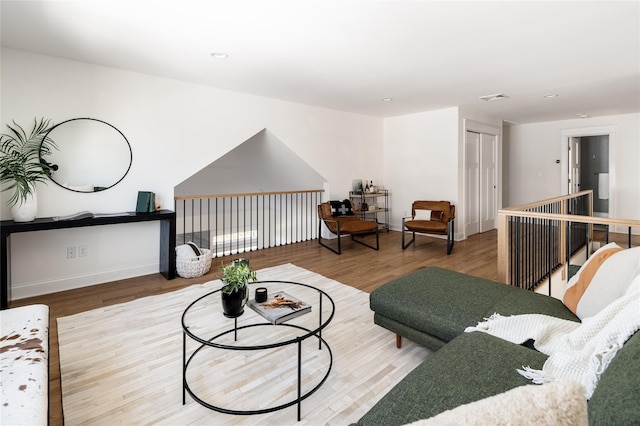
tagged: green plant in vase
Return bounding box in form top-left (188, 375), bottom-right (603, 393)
top-left (0, 118), bottom-right (57, 221)
top-left (220, 259), bottom-right (257, 318)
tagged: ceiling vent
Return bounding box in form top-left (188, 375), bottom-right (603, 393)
top-left (479, 93), bottom-right (509, 101)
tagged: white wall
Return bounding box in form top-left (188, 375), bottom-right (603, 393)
top-left (383, 107), bottom-right (503, 239)
top-left (506, 114), bottom-right (640, 227)
top-left (383, 108), bottom-right (460, 233)
top-left (1, 48), bottom-right (383, 299)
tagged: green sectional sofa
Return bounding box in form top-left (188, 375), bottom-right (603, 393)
top-left (357, 266), bottom-right (640, 425)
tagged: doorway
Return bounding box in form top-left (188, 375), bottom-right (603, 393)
top-left (568, 135), bottom-right (610, 217)
top-left (465, 130), bottom-right (498, 236)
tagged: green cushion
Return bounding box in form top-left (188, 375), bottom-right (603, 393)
top-left (373, 313), bottom-right (447, 351)
top-left (356, 332), bottom-right (548, 426)
top-left (489, 288), bottom-right (579, 321)
top-left (370, 267), bottom-right (512, 342)
top-left (588, 330), bottom-right (640, 425)
top-left (370, 267), bottom-right (579, 345)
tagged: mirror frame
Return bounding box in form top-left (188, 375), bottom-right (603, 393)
top-left (40, 117), bottom-right (133, 193)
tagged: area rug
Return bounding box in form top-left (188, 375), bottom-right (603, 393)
top-left (58, 263), bottom-right (431, 425)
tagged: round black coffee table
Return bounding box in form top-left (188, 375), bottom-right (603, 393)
top-left (181, 280), bottom-right (335, 421)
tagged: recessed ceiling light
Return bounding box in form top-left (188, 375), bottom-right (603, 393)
top-left (576, 113), bottom-right (589, 119)
top-left (479, 93), bottom-right (509, 101)
top-left (544, 94), bottom-right (559, 98)
top-left (381, 97), bottom-right (393, 102)
top-left (211, 52), bottom-right (229, 59)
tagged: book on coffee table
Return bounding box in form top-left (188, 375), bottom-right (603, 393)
top-left (248, 291), bottom-right (311, 325)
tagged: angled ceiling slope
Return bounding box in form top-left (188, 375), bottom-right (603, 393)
top-left (174, 129), bottom-right (327, 197)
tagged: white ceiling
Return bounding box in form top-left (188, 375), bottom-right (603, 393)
top-left (2, 1), bottom-right (639, 124)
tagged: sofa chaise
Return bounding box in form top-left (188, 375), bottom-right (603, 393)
top-left (357, 265), bottom-right (640, 425)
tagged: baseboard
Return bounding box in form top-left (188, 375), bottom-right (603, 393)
top-left (10, 264), bottom-right (160, 301)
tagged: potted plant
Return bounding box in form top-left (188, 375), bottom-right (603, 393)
top-left (0, 118), bottom-right (57, 222)
top-left (220, 259), bottom-right (257, 318)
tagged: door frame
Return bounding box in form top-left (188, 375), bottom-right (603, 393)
top-left (561, 125), bottom-right (616, 220)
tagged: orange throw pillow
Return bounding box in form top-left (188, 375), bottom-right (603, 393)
top-left (562, 243), bottom-right (623, 317)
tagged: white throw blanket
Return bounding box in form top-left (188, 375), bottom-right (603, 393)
top-left (465, 284), bottom-right (640, 399)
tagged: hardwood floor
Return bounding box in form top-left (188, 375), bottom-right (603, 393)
top-left (12, 229), bottom-right (501, 425)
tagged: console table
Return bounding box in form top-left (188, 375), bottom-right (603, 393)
top-left (1, 210), bottom-right (176, 310)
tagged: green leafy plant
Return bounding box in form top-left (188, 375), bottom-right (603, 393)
top-left (0, 118), bottom-right (57, 207)
top-left (221, 260), bottom-right (257, 294)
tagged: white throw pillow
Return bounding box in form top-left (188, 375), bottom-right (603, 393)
top-left (625, 273), bottom-right (640, 296)
top-left (564, 243), bottom-right (640, 319)
top-left (175, 242), bottom-right (202, 259)
top-left (414, 209), bottom-right (432, 221)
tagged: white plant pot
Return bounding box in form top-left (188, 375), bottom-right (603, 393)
top-left (11, 191), bottom-right (38, 222)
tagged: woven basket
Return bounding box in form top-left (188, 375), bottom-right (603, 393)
top-left (176, 249), bottom-right (212, 278)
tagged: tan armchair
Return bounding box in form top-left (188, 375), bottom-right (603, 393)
top-left (318, 201), bottom-right (379, 255)
top-left (402, 200), bottom-right (455, 254)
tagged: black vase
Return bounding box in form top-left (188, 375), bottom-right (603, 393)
top-left (221, 285), bottom-right (248, 318)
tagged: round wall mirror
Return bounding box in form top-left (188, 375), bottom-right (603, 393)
top-left (40, 118), bottom-right (132, 193)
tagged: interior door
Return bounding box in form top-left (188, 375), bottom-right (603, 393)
top-left (465, 131), bottom-right (480, 236)
top-left (465, 130), bottom-right (498, 236)
top-left (480, 134), bottom-right (497, 233)
top-left (568, 137), bottom-right (580, 194)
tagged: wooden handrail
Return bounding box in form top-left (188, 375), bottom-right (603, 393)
top-left (498, 210), bottom-right (640, 227)
top-left (500, 190), bottom-right (593, 212)
top-left (175, 189), bottom-right (324, 201)
top-left (498, 190), bottom-right (639, 288)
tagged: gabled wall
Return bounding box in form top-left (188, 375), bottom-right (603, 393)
top-left (175, 129), bottom-right (326, 196)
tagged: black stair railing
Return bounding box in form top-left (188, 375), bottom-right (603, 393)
top-left (175, 190), bottom-right (323, 257)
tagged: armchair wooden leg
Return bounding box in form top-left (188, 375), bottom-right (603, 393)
top-left (396, 334), bottom-right (402, 348)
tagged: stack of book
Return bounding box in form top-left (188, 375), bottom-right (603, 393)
top-left (248, 291), bottom-right (311, 325)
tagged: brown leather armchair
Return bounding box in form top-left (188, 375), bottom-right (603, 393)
top-left (402, 200), bottom-right (455, 254)
top-left (318, 200), bottom-right (379, 255)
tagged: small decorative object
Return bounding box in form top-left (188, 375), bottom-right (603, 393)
top-left (220, 258), bottom-right (257, 318)
top-left (0, 118), bottom-right (57, 222)
top-left (352, 179), bottom-right (363, 194)
top-left (255, 287), bottom-right (268, 303)
top-left (135, 191), bottom-right (156, 213)
top-left (10, 192), bottom-right (37, 222)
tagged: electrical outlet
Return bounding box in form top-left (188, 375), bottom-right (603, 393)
top-left (78, 245), bottom-right (88, 257)
top-left (67, 246), bottom-right (76, 259)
